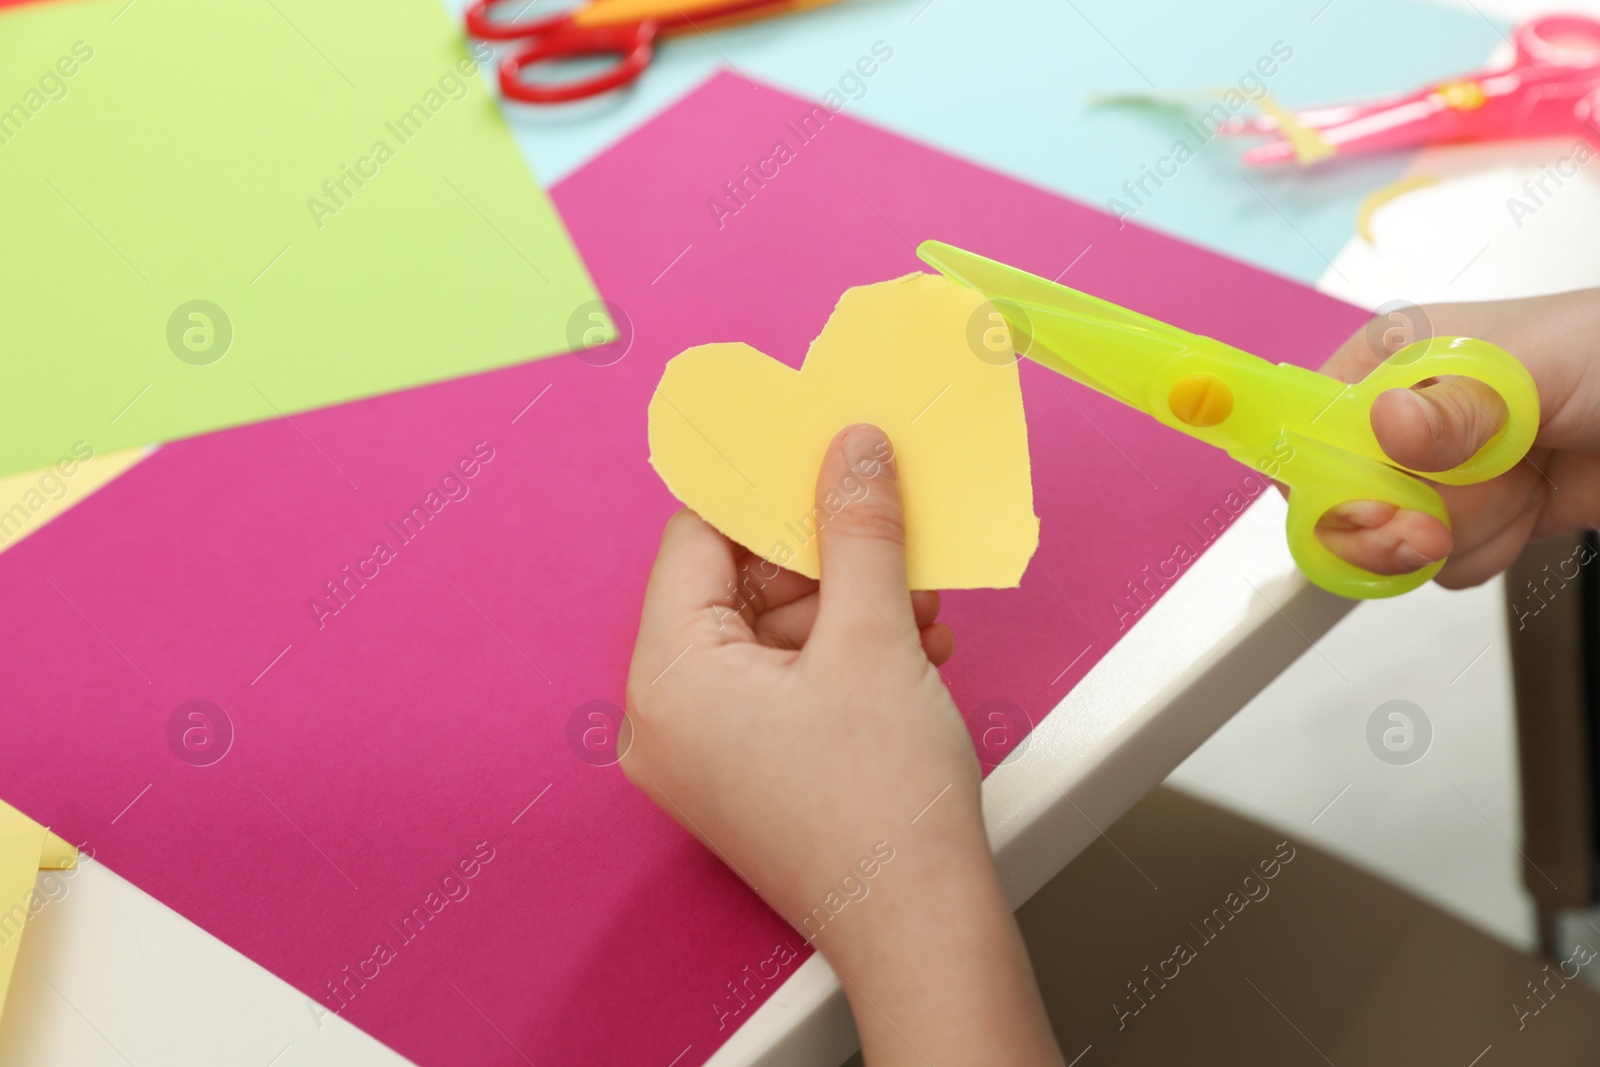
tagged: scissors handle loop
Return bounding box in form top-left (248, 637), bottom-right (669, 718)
top-left (1275, 437), bottom-right (1451, 599)
top-left (1342, 336), bottom-right (1540, 486)
top-left (1515, 14), bottom-right (1600, 72)
top-left (498, 22), bottom-right (658, 104)
top-left (464, 0), bottom-right (569, 41)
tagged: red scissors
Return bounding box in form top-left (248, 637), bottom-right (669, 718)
top-left (1221, 14), bottom-right (1600, 164)
top-left (465, 0), bottom-right (840, 105)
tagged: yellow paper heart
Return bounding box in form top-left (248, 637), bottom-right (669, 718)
top-left (648, 273), bottom-right (1039, 589)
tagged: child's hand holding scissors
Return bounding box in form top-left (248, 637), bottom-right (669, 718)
top-left (1318, 288), bottom-right (1600, 587)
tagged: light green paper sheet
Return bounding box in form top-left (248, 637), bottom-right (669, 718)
top-left (0, 0), bottom-right (602, 477)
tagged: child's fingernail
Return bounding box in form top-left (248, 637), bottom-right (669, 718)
top-left (842, 424), bottom-right (893, 476)
top-left (1395, 543), bottom-right (1440, 570)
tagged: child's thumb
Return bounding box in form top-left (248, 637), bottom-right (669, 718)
top-left (1369, 377), bottom-right (1508, 473)
top-left (813, 424), bottom-right (920, 647)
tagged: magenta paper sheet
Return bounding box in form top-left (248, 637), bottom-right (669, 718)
top-left (0, 74), bottom-right (1368, 1065)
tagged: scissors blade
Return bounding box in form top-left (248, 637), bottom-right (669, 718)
top-left (917, 240), bottom-right (1198, 410)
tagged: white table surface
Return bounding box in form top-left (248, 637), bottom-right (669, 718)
top-left (6, 0), bottom-right (1599, 1063)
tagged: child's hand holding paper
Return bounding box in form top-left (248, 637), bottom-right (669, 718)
top-left (624, 425), bottom-right (1063, 1066)
top-left (629, 276), bottom-right (1059, 1062)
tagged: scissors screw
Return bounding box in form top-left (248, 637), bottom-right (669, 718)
top-left (1168, 374), bottom-right (1234, 428)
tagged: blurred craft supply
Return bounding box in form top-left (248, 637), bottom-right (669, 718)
top-left (1090, 90), bottom-right (1333, 163)
top-left (465, 0), bottom-right (841, 104)
top-left (919, 240), bottom-right (1539, 599)
top-left (0, 802), bottom-right (77, 1020)
top-left (1253, 94), bottom-right (1334, 164)
top-left (1355, 173), bottom-right (1440, 243)
top-left (1220, 14), bottom-right (1600, 165)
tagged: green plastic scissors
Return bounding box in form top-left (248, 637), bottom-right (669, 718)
top-left (917, 240), bottom-right (1540, 599)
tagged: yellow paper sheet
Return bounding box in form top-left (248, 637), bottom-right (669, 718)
top-left (0, 446), bottom-right (147, 555)
top-left (648, 274), bottom-right (1039, 589)
top-left (0, 802), bottom-right (76, 1019)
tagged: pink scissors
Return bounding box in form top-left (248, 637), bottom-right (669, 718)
top-left (1222, 14), bottom-right (1600, 165)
